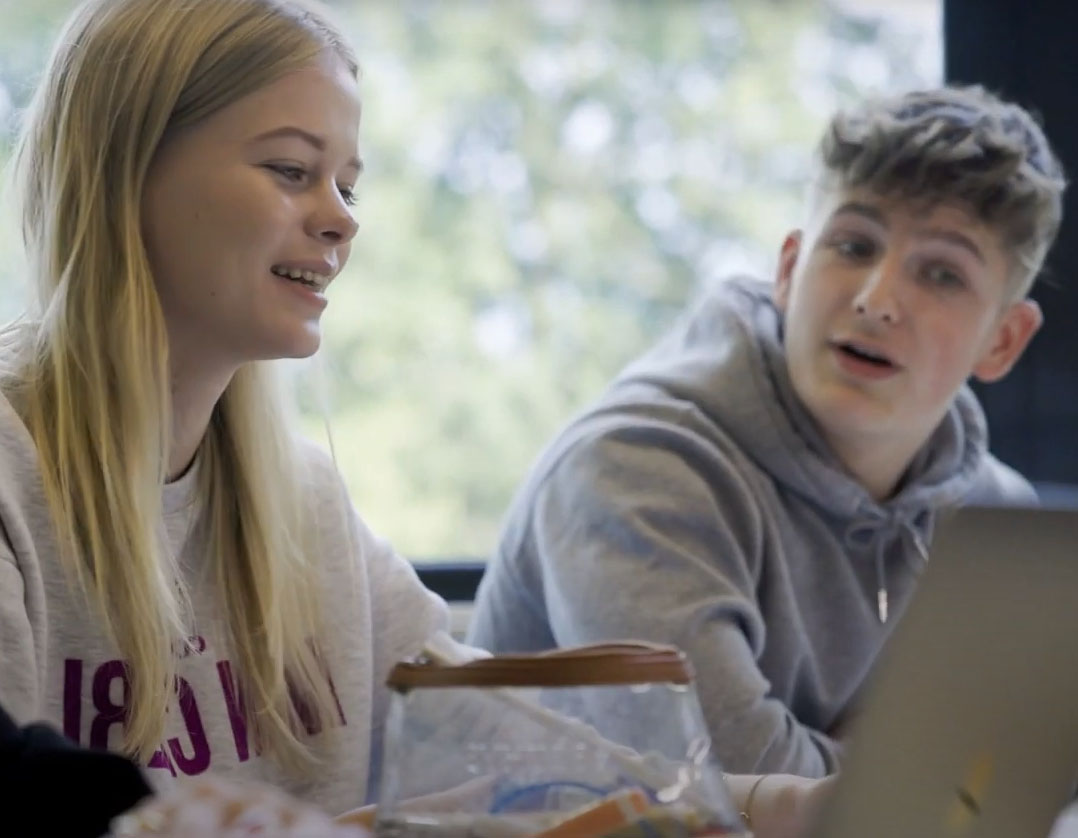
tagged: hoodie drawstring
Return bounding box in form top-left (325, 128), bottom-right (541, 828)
top-left (875, 545), bottom-right (889, 624)
top-left (845, 512), bottom-right (930, 624)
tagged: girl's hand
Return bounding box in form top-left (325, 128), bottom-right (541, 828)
top-left (109, 777), bottom-right (371, 838)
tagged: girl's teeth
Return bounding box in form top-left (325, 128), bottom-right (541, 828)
top-left (272, 266), bottom-right (328, 287)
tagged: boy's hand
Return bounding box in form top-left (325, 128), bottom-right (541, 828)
top-left (728, 774), bottom-right (836, 838)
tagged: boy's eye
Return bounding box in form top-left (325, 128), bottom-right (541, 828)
top-left (338, 185), bottom-right (357, 207)
top-left (834, 236), bottom-right (877, 260)
top-left (923, 263), bottom-right (966, 290)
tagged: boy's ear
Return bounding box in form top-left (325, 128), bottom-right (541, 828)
top-left (971, 299), bottom-right (1043, 383)
top-left (773, 231), bottom-right (803, 311)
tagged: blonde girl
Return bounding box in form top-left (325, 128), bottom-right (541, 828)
top-left (0, 0), bottom-right (446, 813)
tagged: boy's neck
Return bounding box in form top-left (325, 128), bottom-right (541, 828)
top-left (824, 430), bottom-right (923, 503)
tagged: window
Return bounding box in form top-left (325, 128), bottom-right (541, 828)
top-left (0, 0), bottom-right (942, 561)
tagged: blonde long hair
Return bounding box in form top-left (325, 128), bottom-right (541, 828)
top-left (3, 0), bottom-right (358, 766)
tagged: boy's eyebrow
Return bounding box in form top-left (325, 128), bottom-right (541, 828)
top-left (831, 201), bottom-right (985, 264)
top-left (250, 125), bottom-right (364, 173)
top-left (830, 201), bottom-right (889, 228)
top-left (917, 229), bottom-right (986, 264)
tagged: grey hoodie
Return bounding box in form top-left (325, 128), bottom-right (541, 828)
top-left (468, 275), bottom-right (1034, 777)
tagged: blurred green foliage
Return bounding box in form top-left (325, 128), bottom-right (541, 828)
top-left (0, 0), bottom-right (939, 558)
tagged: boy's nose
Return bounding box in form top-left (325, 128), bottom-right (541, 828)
top-left (852, 262), bottom-right (901, 325)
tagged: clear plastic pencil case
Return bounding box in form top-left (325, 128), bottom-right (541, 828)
top-left (374, 640), bottom-right (748, 838)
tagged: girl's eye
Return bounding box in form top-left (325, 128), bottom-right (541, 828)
top-left (338, 186), bottom-right (357, 207)
top-left (267, 164), bottom-right (307, 183)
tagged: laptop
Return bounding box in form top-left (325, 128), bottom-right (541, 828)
top-left (807, 506), bottom-right (1078, 838)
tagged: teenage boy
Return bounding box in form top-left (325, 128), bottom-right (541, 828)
top-left (469, 85), bottom-right (1066, 776)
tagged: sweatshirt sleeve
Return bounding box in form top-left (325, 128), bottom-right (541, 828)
top-left (303, 440), bottom-right (450, 695)
top-left (328, 483), bottom-right (450, 802)
top-left (481, 422), bottom-right (840, 777)
top-left (358, 513), bottom-right (450, 700)
top-left (0, 542), bottom-right (39, 726)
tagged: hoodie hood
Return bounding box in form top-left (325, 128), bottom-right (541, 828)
top-left (469, 274), bottom-right (1037, 772)
top-left (610, 276), bottom-right (1008, 621)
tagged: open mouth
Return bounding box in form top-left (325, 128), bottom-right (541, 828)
top-left (271, 265), bottom-right (329, 291)
top-left (835, 341), bottom-right (897, 369)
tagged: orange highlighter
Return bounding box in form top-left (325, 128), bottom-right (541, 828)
top-left (531, 787), bottom-right (651, 838)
